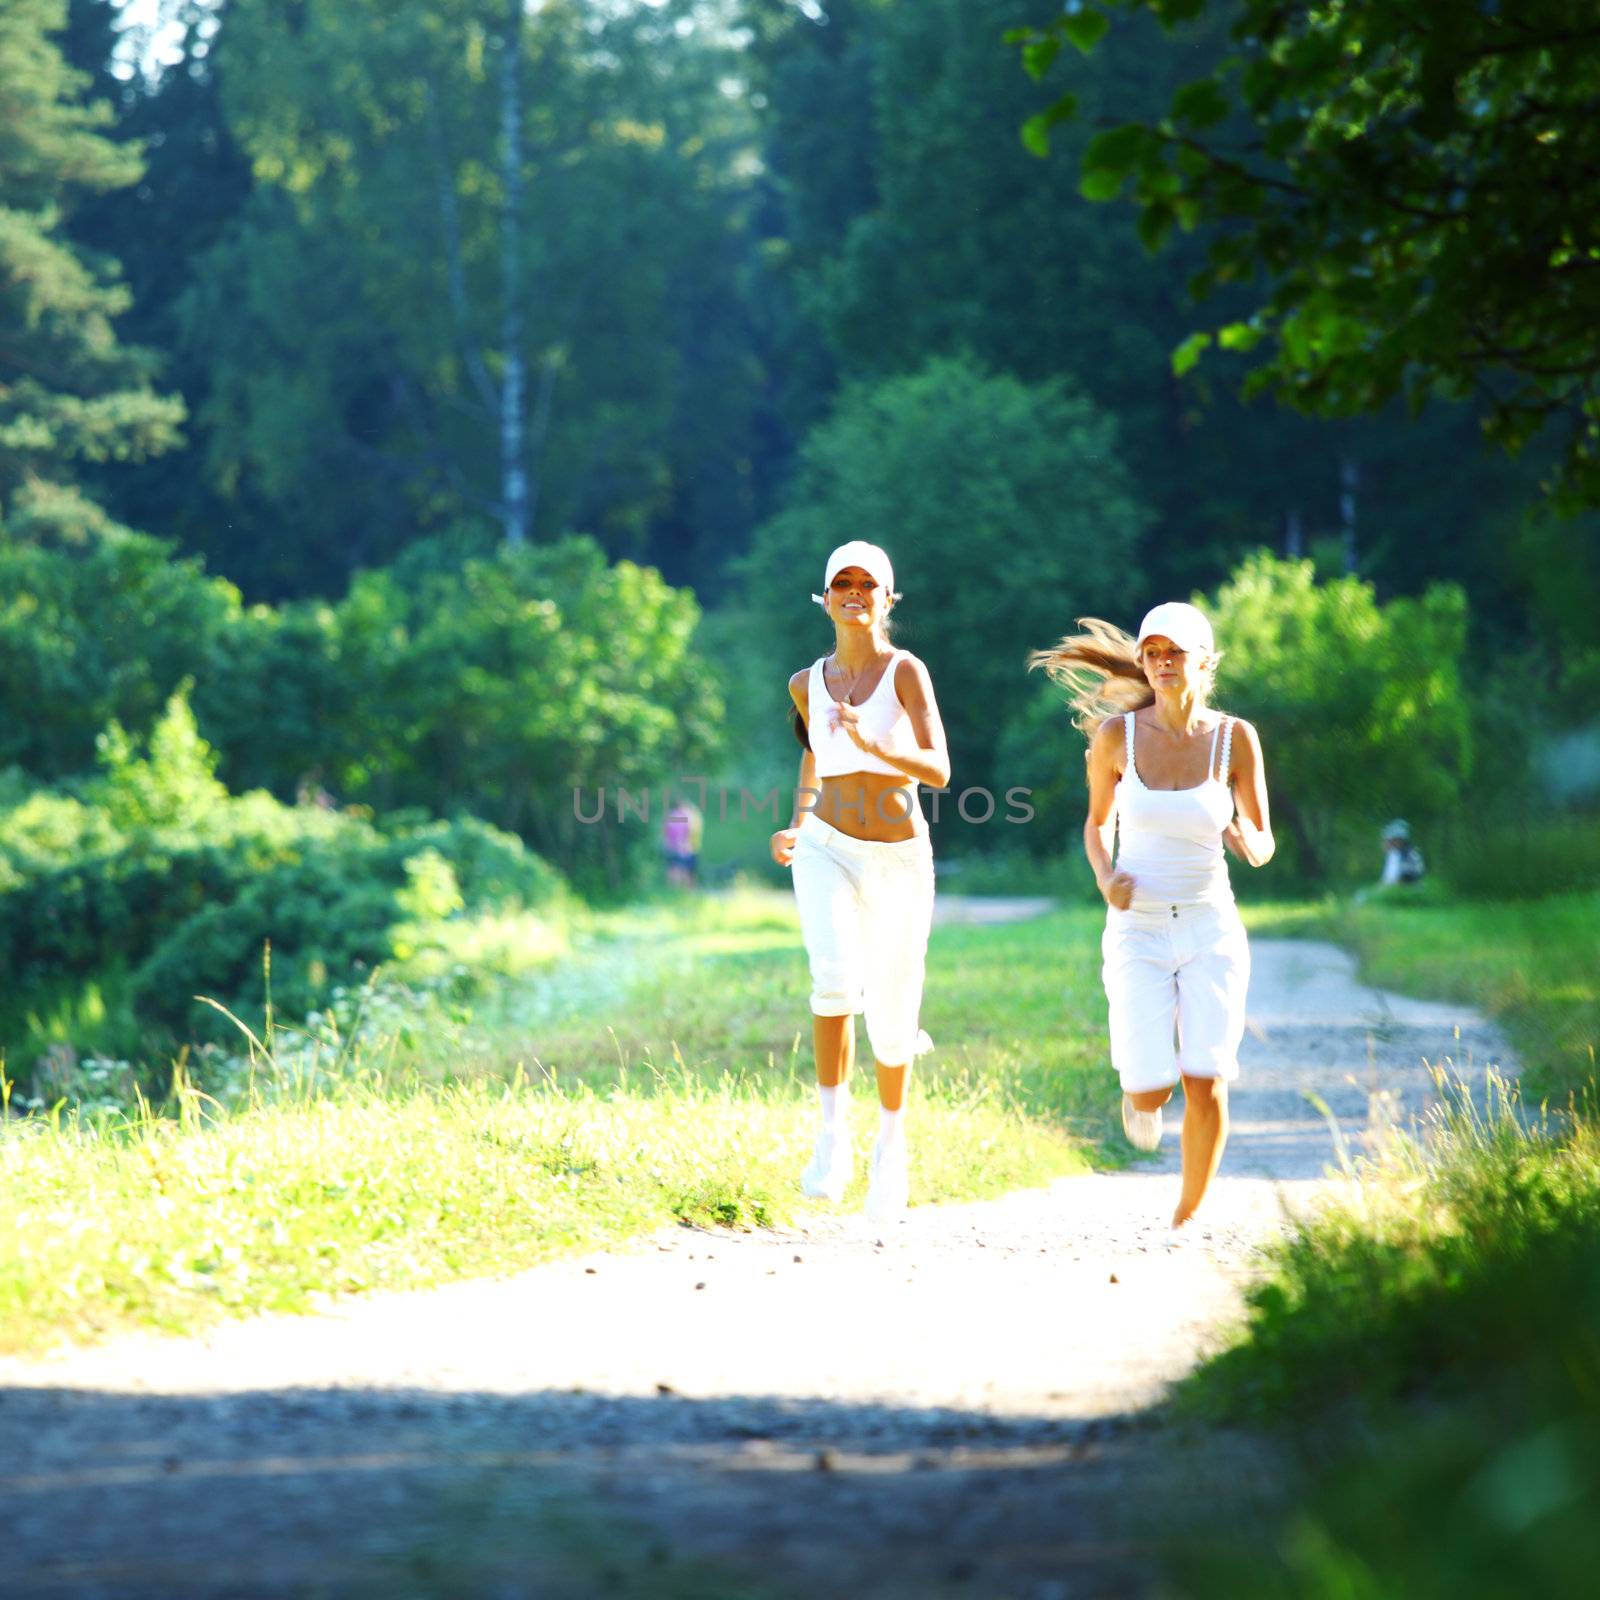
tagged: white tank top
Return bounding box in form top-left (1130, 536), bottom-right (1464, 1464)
top-left (808, 650), bottom-right (914, 780)
top-left (1115, 711), bottom-right (1235, 908)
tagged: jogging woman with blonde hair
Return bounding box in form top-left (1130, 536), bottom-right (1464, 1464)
top-left (770, 541), bottom-right (951, 1223)
top-left (1031, 602), bottom-right (1274, 1245)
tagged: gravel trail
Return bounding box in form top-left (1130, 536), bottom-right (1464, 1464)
top-left (0, 916), bottom-right (1513, 1600)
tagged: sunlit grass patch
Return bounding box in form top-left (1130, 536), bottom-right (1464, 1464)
top-left (0, 1067), bottom-right (1085, 1357)
top-left (0, 890), bottom-right (1109, 1354)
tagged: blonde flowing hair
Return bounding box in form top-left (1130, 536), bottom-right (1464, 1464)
top-left (1029, 617), bottom-right (1224, 741)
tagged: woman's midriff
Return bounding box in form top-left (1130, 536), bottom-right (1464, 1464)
top-left (811, 773), bottom-right (925, 842)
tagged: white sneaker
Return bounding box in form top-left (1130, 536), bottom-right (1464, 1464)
top-left (800, 1126), bottom-right (853, 1201)
top-left (864, 1138), bottom-right (909, 1224)
top-left (1121, 1093), bottom-right (1163, 1152)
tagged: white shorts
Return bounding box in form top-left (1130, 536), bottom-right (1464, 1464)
top-left (1101, 900), bottom-right (1250, 1092)
top-left (791, 816), bottom-right (935, 1066)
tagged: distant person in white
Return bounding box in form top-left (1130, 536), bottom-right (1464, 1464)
top-left (1379, 819), bottom-right (1425, 886)
top-left (770, 541), bottom-right (951, 1224)
top-left (1031, 603), bottom-right (1275, 1247)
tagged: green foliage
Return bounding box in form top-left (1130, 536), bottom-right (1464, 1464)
top-left (1435, 817), bottom-right (1600, 903)
top-left (168, 0), bottom-right (771, 593)
top-left (1204, 553), bottom-right (1472, 882)
top-left (1175, 1083), bottom-right (1600, 1598)
top-left (0, 530), bottom-right (238, 779)
top-left (124, 813), bottom-right (563, 1043)
top-left (991, 682), bottom-right (1094, 865)
top-left (1017, 1), bottom-right (1600, 520)
top-left (0, 0), bottom-right (183, 527)
top-left (764, 0), bottom-right (1542, 646)
top-left (0, 895), bottom-right (1104, 1353)
top-left (0, 532), bottom-right (721, 888)
top-left (315, 536), bottom-right (723, 889)
top-left (0, 689), bottom-right (565, 1066)
top-left (737, 356), bottom-right (1148, 811)
top-left (90, 687), bottom-right (227, 833)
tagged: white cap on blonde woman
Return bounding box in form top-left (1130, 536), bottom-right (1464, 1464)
top-left (1135, 601), bottom-right (1214, 656)
top-left (813, 540), bottom-right (897, 608)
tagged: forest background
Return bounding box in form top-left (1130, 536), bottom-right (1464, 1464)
top-left (1, 0), bottom-right (1597, 1088)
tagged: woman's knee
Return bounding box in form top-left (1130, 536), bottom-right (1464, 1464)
top-left (1128, 1087), bottom-right (1174, 1112)
top-left (806, 931), bottom-right (862, 1015)
top-left (863, 1012), bottom-right (919, 1067)
top-left (1181, 1074), bottom-right (1229, 1109)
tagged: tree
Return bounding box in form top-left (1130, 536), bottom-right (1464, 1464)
top-left (1012, 0), bottom-right (1600, 515)
top-left (1203, 552), bottom-right (1473, 882)
top-left (754, 0), bottom-right (1538, 628)
top-left (177, 0), bottom-right (770, 595)
top-left (62, 2), bottom-right (256, 564)
top-left (0, 0), bottom-right (182, 538)
top-left (324, 537), bottom-right (724, 889)
top-left (736, 356), bottom-right (1149, 809)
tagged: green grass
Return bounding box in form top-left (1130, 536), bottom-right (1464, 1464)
top-left (1167, 1073), bottom-right (1600, 1599)
top-left (1240, 889), bottom-right (1600, 1102)
top-left (1171, 874), bottom-right (1600, 1599)
top-left (0, 888), bottom-right (1115, 1356)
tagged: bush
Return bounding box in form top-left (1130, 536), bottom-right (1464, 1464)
top-left (0, 533), bottom-right (238, 779)
top-left (0, 534), bottom-right (722, 889)
top-left (0, 706), bottom-right (565, 1070)
top-left (321, 536), bottom-right (723, 891)
top-left (1434, 814), bottom-right (1600, 900)
top-left (1204, 553), bottom-right (1473, 886)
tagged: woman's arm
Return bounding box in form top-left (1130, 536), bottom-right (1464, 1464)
top-left (1085, 717), bottom-right (1134, 909)
top-left (772, 671), bottom-right (817, 865)
top-left (1222, 718), bottom-right (1275, 868)
top-left (832, 655), bottom-right (951, 789)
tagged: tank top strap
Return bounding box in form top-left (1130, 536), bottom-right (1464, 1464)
top-left (875, 647), bottom-right (903, 692)
top-left (1122, 711), bottom-right (1137, 777)
top-left (1217, 716), bottom-right (1235, 783)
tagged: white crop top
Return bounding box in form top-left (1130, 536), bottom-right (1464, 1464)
top-left (1115, 711), bottom-right (1236, 908)
top-left (807, 650), bottom-right (914, 780)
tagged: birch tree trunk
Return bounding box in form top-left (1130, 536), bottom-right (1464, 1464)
top-left (499, 0), bottom-right (529, 547)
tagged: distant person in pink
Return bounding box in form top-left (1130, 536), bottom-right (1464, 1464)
top-left (661, 799), bottom-right (702, 890)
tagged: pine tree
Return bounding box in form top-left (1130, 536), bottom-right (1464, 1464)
top-left (0, 0), bottom-right (182, 540)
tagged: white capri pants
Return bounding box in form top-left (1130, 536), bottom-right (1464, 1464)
top-left (791, 816), bottom-right (935, 1066)
top-left (1101, 900), bottom-right (1250, 1093)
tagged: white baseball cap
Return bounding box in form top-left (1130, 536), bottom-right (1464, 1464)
top-left (813, 541), bottom-right (897, 609)
top-left (1136, 601), bottom-right (1215, 657)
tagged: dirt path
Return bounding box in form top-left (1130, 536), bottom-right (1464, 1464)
top-left (0, 923), bottom-right (1513, 1600)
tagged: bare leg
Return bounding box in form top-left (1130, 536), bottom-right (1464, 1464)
top-left (875, 1060), bottom-right (909, 1111)
top-left (814, 1014), bottom-right (855, 1088)
top-left (1129, 1086), bottom-right (1175, 1114)
top-left (1173, 1075), bottom-right (1229, 1225)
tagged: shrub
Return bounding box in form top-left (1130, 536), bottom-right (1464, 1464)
top-left (1204, 553), bottom-right (1473, 886)
top-left (0, 711), bottom-right (565, 1070)
top-left (0, 533), bottom-right (237, 779)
